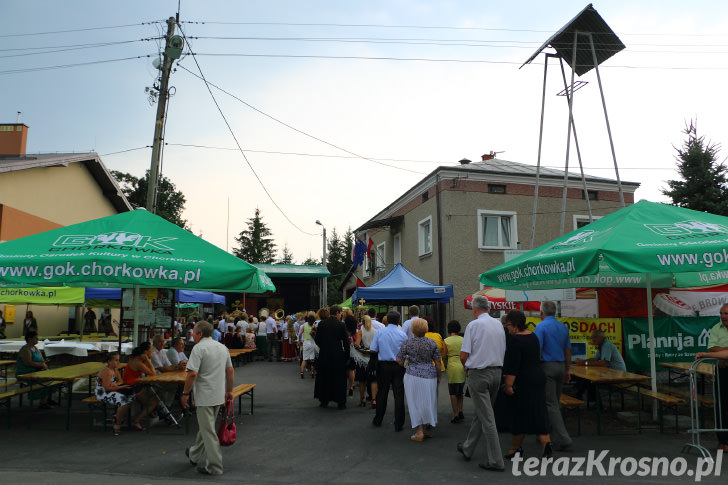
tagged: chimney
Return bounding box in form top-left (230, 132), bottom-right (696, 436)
top-left (458, 158), bottom-right (472, 165)
top-left (0, 123), bottom-right (29, 156)
top-left (481, 152), bottom-right (495, 161)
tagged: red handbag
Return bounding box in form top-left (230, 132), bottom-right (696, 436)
top-left (217, 399), bottom-right (236, 446)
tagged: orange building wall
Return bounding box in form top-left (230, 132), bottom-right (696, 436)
top-left (0, 204), bottom-right (62, 241)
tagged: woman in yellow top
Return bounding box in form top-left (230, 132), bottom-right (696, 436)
top-left (423, 316), bottom-right (447, 372)
top-left (444, 320), bottom-right (465, 423)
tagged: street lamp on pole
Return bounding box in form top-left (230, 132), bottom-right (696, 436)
top-left (315, 220), bottom-right (328, 307)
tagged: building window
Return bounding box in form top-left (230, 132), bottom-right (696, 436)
top-left (573, 215), bottom-right (602, 230)
top-left (418, 216), bottom-right (432, 256)
top-left (582, 190), bottom-right (599, 200)
top-left (488, 184), bottom-right (506, 194)
top-left (375, 242), bottom-right (386, 275)
top-left (477, 210), bottom-right (517, 249)
top-left (421, 191), bottom-right (429, 202)
top-left (393, 233), bottom-right (401, 264)
top-left (363, 247), bottom-right (372, 274)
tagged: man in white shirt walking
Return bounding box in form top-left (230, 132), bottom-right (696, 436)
top-left (457, 295), bottom-right (506, 472)
top-left (181, 321), bottom-right (234, 476)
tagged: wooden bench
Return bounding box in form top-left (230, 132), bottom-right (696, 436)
top-left (560, 394), bottom-right (584, 436)
top-left (637, 388), bottom-right (685, 433)
top-left (232, 384), bottom-right (256, 415)
top-left (611, 383), bottom-right (685, 433)
top-left (0, 380), bottom-right (64, 428)
top-left (82, 396), bottom-right (113, 431)
top-left (658, 386), bottom-right (713, 408)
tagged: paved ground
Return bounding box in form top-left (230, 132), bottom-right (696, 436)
top-left (0, 358), bottom-right (725, 484)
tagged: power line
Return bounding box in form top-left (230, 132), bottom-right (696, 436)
top-left (177, 64), bottom-right (427, 174)
top-left (165, 143), bottom-right (447, 164)
top-left (0, 22), bottom-right (163, 38)
top-left (182, 20), bottom-right (728, 37)
top-left (186, 35), bottom-right (728, 52)
top-left (161, 143), bottom-right (679, 170)
top-left (0, 55), bottom-right (151, 75)
top-left (101, 146), bottom-right (151, 156)
top-left (187, 52), bottom-right (728, 70)
top-left (0, 39), bottom-right (155, 59)
top-left (175, 23), bottom-right (319, 237)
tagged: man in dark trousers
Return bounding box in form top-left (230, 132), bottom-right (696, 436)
top-left (370, 310), bottom-right (407, 431)
top-left (314, 305), bottom-right (350, 409)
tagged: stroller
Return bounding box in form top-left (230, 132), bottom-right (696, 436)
top-left (148, 385), bottom-right (181, 427)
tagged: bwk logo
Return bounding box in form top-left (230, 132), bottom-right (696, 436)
top-left (644, 220), bottom-right (728, 240)
top-left (552, 230), bottom-right (595, 249)
top-left (53, 232), bottom-right (176, 251)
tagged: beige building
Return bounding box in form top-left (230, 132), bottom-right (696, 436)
top-left (352, 156), bottom-right (639, 329)
top-left (0, 123), bottom-right (131, 337)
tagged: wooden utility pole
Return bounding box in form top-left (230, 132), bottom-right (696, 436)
top-left (146, 16), bottom-right (177, 212)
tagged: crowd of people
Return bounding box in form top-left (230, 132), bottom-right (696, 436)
top-left (269, 297), bottom-right (581, 471)
top-left (13, 296), bottom-right (727, 476)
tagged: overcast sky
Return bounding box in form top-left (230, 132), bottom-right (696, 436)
top-left (2, 1), bottom-right (728, 264)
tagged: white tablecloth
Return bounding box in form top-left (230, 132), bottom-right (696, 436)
top-left (0, 340), bottom-right (42, 353)
top-left (43, 342), bottom-right (96, 357)
top-left (0, 339), bottom-right (132, 356)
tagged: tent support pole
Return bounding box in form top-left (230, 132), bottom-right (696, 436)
top-left (80, 302), bottom-right (86, 341)
top-left (133, 286), bottom-right (140, 347)
top-left (646, 274), bottom-right (658, 421)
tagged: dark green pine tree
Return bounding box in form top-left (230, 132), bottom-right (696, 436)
top-left (342, 227), bottom-right (354, 270)
top-left (662, 121), bottom-right (728, 216)
top-left (277, 244), bottom-right (295, 264)
top-left (325, 228), bottom-right (349, 305)
top-left (233, 208), bottom-right (277, 264)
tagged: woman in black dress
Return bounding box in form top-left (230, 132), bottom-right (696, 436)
top-left (502, 310), bottom-right (552, 459)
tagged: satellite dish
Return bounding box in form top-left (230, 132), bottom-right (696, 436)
top-left (152, 56), bottom-right (162, 70)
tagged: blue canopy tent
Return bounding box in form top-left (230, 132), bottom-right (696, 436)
top-left (351, 263), bottom-right (453, 304)
top-left (84, 288), bottom-right (225, 304)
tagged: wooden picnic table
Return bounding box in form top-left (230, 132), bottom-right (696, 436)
top-left (0, 360), bottom-right (14, 389)
top-left (569, 365), bottom-right (651, 434)
top-left (136, 370), bottom-right (187, 385)
top-left (660, 361), bottom-right (716, 397)
top-left (659, 361), bottom-right (715, 376)
top-left (229, 348), bottom-right (255, 366)
top-left (136, 371), bottom-right (188, 433)
top-left (17, 361), bottom-right (107, 430)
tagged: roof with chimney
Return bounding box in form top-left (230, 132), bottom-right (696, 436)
top-left (355, 156), bottom-right (639, 233)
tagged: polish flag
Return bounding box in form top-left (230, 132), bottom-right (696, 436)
top-left (365, 233), bottom-right (374, 258)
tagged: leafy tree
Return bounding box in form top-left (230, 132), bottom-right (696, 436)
top-left (277, 244), bottom-right (295, 264)
top-left (111, 170), bottom-right (188, 228)
top-left (302, 256), bottom-right (320, 266)
top-left (233, 208), bottom-right (277, 264)
top-left (663, 121), bottom-right (728, 216)
top-left (323, 228), bottom-right (356, 305)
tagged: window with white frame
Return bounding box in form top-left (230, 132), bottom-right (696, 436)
top-left (573, 214), bottom-right (602, 230)
top-left (393, 233), bottom-right (401, 264)
top-left (477, 210), bottom-right (517, 249)
top-left (418, 216), bottom-right (432, 256)
top-left (363, 244), bottom-right (371, 274)
top-left (376, 242), bottom-right (386, 274)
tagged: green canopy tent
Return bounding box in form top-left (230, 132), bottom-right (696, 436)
top-left (0, 209), bottom-right (275, 343)
top-left (479, 200), bottom-right (728, 400)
